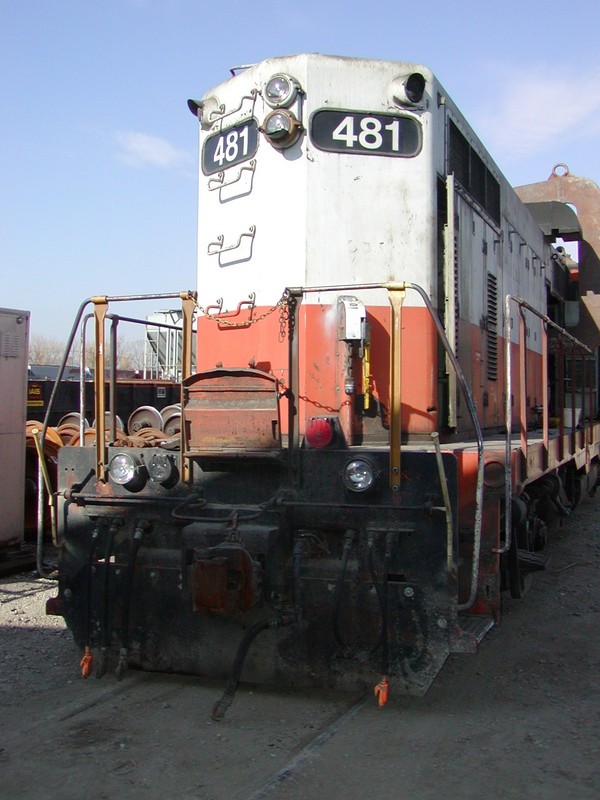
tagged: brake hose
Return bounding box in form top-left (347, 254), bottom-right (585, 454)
top-left (80, 521), bottom-right (103, 678)
top-left (367, 534), bottom-right (391, 675)
top-left (95, 518), bottom-right (121, 678)
top-left (115, 522), bottom-right (147, 680)
top-left (332, 529), bottom-right (355, 648)
top-left (211, 616), bottom-right (295, 721)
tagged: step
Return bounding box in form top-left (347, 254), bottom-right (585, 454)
top-left (450, 614), bottom-right (495, 654)
top-left (518, 549), bottom-right (550, 573)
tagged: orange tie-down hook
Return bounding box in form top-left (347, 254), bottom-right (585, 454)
top-left (80, 646), bottom-right (93, 678)
top-left (374, 676), bottom-right (389, 707)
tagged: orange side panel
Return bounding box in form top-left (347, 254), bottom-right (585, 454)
top-left (196, 304), bottom-right (545, 437)
top-left (197, 304), bottom-right (439, 436)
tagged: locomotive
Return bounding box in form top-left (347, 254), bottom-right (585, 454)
top-left (46, 54), bottom-right (600, 715)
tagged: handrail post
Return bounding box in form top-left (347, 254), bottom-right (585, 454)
top-left (286, 288), bottom-right (302, 478)
top-left (296, 279), bottom-right (484, 610)
top-left (558, 340), bottom-right (565, 459)
top-left (93, 296), bottom-right (109, 481)
top-left (109, 316), bottom-right (119, 442)
top-left (518, 307), bottom-right (528, 468)
top-left (180, 291), bottom-right (196, 484)
top-left (542, 321), bottom-right (549, 465)
top-left (387, 284), bottom-right (406, 492)
top-left (501, 294), bottom-right (591, 557)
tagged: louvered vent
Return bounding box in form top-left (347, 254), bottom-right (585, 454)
top-left (0, 330), bottom-right (20, 358)
top-left (449, 120), bottom-right (500, 224)
top-left (487, 273), bottom-right (498, 381)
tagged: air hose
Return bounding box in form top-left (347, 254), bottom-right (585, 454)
top-left (293, 537), bottom-right (305, 620)
top-left (80, 522), bottom-right (103, 678)
top-left (115, 522), bottom-right (147, 680)
top-left (211, 616), bottom-right (295, 721)
top-left (332, 529), bottom-right (355, 648)
top-left (96, 518), bottom-right (121, 678)
top-left (367, 535), bottom-right (391, 675)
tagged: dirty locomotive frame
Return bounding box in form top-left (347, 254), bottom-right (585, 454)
top-left (47, 54), bottom-right (600, 715)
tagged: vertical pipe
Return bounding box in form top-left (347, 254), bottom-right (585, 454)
top-left (79, 319), bottom-right (88, 445)
top-left (109, 317), bottom-right (118, 442)
top-left (387, 285), bottom-right (406, 492)
top-left (542, 321), bottom-right (549, 459)
top-left (180, 292), bottom-right (196, 484)
top-left (503, 293), bottom-right (513, 557)
top-left (588, 356), bottom-right (594, 453)
top-left (38, 298), bottom-right (93, 577)
top-left (93, 298), bottom-right (109, 480)
top-left (570, 352), bottom-right (576, 454)
top-left (405, 282), bottom-right (483, 608)
top-left (518, 308), bottom-right (527, 461)
top-left (180, 292), bottom-right (195, 381)
top-left (287, 289), bottom-right (302, 474)
top-left (95, 517), bottom-right (120, 678)
top-left (558, 341), bottom-right (565, 460)
top-left (577, 354), bottom-right (584, 450)
top-left (431, 431), bottom-right (454, 574)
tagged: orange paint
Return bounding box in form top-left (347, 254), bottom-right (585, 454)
top-left (196, 304), bottom-right (440, 439)
top-left (196, 301), bottom-right (543, 442)
top-left (374, 675), bottom-right (389, 707)
top-left (80, 646), bottom-right (93, 678)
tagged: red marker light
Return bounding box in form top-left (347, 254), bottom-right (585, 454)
top-left (305, 417), bottom-right (334, 448)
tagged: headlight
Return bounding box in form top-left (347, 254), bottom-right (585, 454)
top-left (263, 74), bottom-right (299, 108)
top-left (342, 459), bottom-right (377, 493)
top-left (108, 453), bottom-right (146, 490)
top-left (146, 453), bottom-right (177, 486)
top-left (388, 72), bottom-right (426, 107)
top-left (261, 110), bottom-right (303, 149)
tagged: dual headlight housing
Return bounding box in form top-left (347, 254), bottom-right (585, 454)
top-left (261, 73), bottom-right (303, 149)
top-left (108, 451), bottom-right (177, 491)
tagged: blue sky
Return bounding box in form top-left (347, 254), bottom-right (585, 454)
top-left (2, 0), bottom-right (599, 342)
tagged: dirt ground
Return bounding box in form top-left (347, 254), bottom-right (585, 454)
top-left (1, 494), bottom-right (599, 800)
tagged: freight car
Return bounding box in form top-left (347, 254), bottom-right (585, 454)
top-left (46, 54), bottom-right (600, 716)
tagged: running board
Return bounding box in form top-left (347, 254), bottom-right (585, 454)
top-left (450, 615), bottom-right (495, 654)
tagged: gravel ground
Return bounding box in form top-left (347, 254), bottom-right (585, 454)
top-left (1, 495), bottom-right (599, 799)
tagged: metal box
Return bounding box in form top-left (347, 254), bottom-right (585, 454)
top-left (0, 308), bottom-right (30, 547)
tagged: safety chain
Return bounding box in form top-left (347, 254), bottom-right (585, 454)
top-left (275, 375), bottom-right (351, 413)
top-left (194, 289), bottom-right (291, 337)
top-left (194, 289), bottom-right (352, 412)
top-left (278, 291), bottom-right (291, 342)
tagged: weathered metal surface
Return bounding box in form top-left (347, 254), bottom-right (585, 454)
top-left (193, 544), bottom-right (259, 612)
top-left (524, 200), bottom-right (582, 240)
top-left (183, 368), bottom-right (282, 455)
top-left (0, 308), bottom-right (29, 547)
top-left (51, 444), bottom-right (460, 695)
top-left (515, 165), bottom-right (600, 348)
